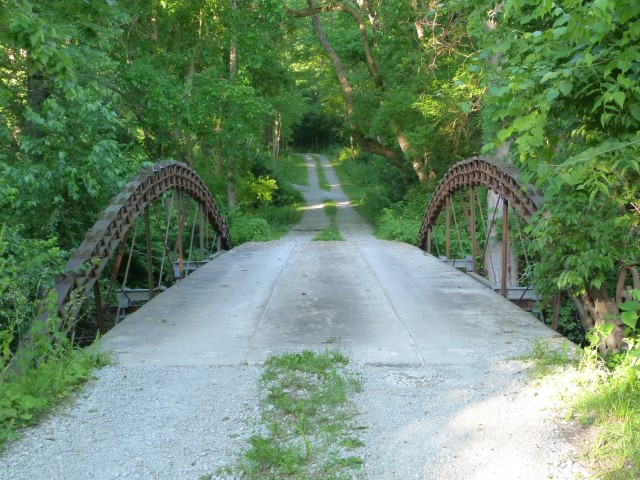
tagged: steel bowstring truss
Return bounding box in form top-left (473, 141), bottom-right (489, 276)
top-left (417, 156), bottom-right (542, 251)
top-left (54, 161), bottom-right (232, 326)
top-left (417, 156), bottom-right (543, 306)
top-left (416, 156), bottom-right (636, 337)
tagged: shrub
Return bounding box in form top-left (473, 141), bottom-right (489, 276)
top-left (229, 214), bottom-right (271, 245)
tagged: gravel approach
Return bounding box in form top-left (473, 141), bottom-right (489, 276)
top-left (1, 154), bottom-right (591, 479)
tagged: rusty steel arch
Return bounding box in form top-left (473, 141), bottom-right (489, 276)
top-left (417, 156), bottom-right (542, 251)
top-left (55, 160), bottom-right (232, 321)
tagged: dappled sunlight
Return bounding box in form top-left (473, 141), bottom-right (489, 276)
top-left (302, 203), bottom-right (326, 211)
top-left (362, 360), bottom-right (587, 479)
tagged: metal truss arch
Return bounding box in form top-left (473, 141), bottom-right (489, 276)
top-left (55, 160), bottom-right (232, 320)
top-left (417, 156), bottom-right (542, 250)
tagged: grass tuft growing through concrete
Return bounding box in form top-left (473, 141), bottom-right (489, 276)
top-left (314, 199), bottom-right (345, 241)
top-left (314, 156), bottom-right (331, 191)
top-left (235, 349), bottom-right (364, 479)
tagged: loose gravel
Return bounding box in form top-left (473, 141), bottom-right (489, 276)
top-left (1, 365), bottom-right (261, 480)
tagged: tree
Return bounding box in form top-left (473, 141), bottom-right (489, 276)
top-left (285, 0), bottom-right (482, 182)
top-left (479, 0), bottom-right (640, 349)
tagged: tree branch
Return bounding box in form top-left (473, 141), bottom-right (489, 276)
top-left (286, 1), bottom-right (382, 88)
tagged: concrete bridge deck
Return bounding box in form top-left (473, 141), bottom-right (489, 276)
top-left (1, 154), bottom-right (587, 480)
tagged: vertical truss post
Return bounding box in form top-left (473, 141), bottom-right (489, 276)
top-left (199, 206), bottom-right (205, 260)
top-left (445, 196), bottom-right (451, 259)
top-left (145, 205), bottom-right (154, 301)
top-left (470, 187), bottom-right (477, 273)
top-left (426, 228), bottom-right (432, 254)
top-left (501, 199), bottom-right (509, 298)
top-left (106, 236), bottom-right (128, 303)
top-left (177, 190), bottom-right (183, 279)
top-left (93, 282), bottom-right (105, 335)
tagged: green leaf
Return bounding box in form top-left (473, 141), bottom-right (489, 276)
top-left (612, 91), bottom-right (626, 108)
top-left (558, 80), bottom-right (572, 96)
top-left (512, 116), bottom-right (532, 131)
top-left (459, 102), bottom-right (472, 113)
top-left (540, 71), bottom-right (560, 83)
top-left (621, 310), bottom-right (638, 329)
top-left (546, 88), bottom-right (559, 103)
top-left (496, 127), bottom-right (513, 142)
top-left (488, 86), bottom-right (510, 98)
top-left (620, 301), bottom-right (640, 311)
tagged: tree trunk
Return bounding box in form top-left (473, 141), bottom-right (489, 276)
top-left (227, 0), bottom-right (238, 209)
top-left (484, 190), bottom-right (519, 288)
top-left (272, 111), bottom-right (281, 168)
top-left (289, 1), bottom-right (420, 179)
top-left (574, 287), bottom-right (624, 353)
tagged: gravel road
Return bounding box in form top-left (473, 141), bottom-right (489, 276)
top-left (1, 154), bottom-right (591, 479)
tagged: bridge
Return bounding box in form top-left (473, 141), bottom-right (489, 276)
top-left (3, 154), bottom-right (619, 479)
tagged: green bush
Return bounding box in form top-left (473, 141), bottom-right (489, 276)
top-left (375, 186), bottom-right (429, 243)
top-left (255, 205), bottom-right (302, 228)
top-left (229, 214), bottom-right (271, 245)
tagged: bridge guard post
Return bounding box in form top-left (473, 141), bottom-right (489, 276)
top-left (501, 199), bottom-right (509, 298)
top-left (199, 206), bottom-right (205, 260)
top-left (93, 282), bottom-right (105, 335)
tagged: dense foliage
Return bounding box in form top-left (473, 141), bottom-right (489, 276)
top-left (0, 1), bottom-right (638, 467)
top-left (480, 0), bottom-right (640, 298)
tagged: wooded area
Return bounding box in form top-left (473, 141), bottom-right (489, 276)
top-left (1, 1), bottom-right (639, 472)
top-left (0, 0), bottom-right (636, 377)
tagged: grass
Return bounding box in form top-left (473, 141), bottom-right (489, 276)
top-left (275, 153), bottom-right (310, 187)
top-left (314, 155), bottom-right (331, 191)
top-left (522, 338), bottom-right (640, 479)
top-left (329, 154), bottom-right (368, 212)
top-left (0, 344), bottom-right (110, 448)
top-left (230, 349), bottom-right (364, 479)
top-left (313, 199), bottom-right (345, 241)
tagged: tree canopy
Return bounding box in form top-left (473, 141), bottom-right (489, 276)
top-left (0, 0), bottom-right (638, 326)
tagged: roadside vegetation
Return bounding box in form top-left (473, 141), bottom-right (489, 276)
top-left (0, 0), bottom-right (637, 472)
top-left (524, 291), bottom-right (640, 479)
top-left (219, 350), bottom-right (363, 479)
top-left (313, 199), bottom-right (345, 242)
top-left (0, 227), bottom-right (109, 448)
top-left (330, 148), bottom-right (428, 245)
top-left (228, 153), bottom-right (305, 245)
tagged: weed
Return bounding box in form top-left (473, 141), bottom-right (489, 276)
top-left (230, 349), bottom-right (364, 479)
top-left (0, 344), bottom-right (109, 448)
top-left (313, 200), bottom-right (345, 241)
top-left (525, 300), bottom-right (640, 480)
top-left (314, 156), bottom-right (331, 191)
top-left (313, 227), bottom-right (345, 241)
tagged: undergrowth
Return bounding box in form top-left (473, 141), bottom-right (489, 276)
top-left (231, 349), bottom-right (364, 479)
top-left (0, 225), bottom-right (109, 448)
top-left (229, 153), bottom-right (305, 245)
top-left (524, 293), bottom-right (640, 479)
top-left (275, 153), bottom-right (310, 187)
top-left (329, 148), bottom-right (427, 243)
top-left (1, 343), bottom-right (109, 448)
